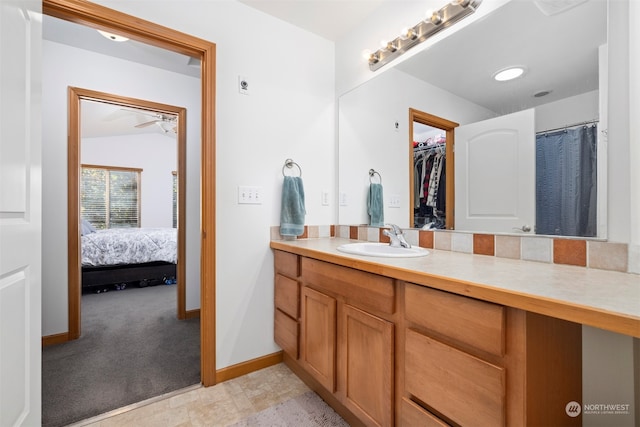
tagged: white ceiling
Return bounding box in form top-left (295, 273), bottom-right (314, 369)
top-left (236, 0), bottom-right (387, 41)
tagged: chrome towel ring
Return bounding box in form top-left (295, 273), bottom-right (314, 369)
top-left (369, 169), bottom-right (382, 184)
top-left (283, 158), bottom-right (302, 177)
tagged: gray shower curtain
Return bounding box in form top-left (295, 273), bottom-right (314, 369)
top-left (535, 125), bottom-right (597, 237)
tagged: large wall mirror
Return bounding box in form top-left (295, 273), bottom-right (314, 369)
top-left (338, 0), bottom-right (607, 238)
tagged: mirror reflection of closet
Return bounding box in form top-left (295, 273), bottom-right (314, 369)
top-left (409, 108), bottom-right (458, 230)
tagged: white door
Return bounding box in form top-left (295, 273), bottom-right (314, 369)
top-left (0, 1), bottom-right (42, 425)
top-left (455, 109), bottom-right (535, 233)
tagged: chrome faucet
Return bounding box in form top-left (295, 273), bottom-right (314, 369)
top-left (383, 224), bottom-right (411, 248)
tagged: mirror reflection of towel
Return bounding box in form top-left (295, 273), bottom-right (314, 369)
top-left (280, 176), bottom-right (306, 237)
top-left (368, 183), bottom-right (384, 227)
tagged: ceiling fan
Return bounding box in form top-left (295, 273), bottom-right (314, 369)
top-left (134, 113), bottom-right (177, 134)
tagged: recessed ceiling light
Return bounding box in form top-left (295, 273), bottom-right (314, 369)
top-left (493, 66), bottom-right (525, 82)
top-left (97, 30), bottom-right (129, 42)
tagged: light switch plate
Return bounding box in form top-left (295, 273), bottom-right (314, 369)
top-left (322, 190), bottom-right (330, 206)
top-left (389, 194), bottom-right (401, 208)
top-left (238, 186), bottom-right (262, 204)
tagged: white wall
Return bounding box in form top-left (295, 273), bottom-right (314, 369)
top-left (534, 90), bottom-right (599, 133)
top-left (606, 0), bottom-right (631, 245)
top-left (82, 133), bottom-right (177, 228)
top-left (88, 0), bottom-right (336, 369)
top-left (42, 40), bottom-right (201, 334)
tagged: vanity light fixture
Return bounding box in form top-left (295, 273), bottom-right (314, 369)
top-left (367, 0), bottom-right (482, 71)
top-left (97, 29), bottom-right (129, 42)
top-left (493, 66), bottom-right (525, 82)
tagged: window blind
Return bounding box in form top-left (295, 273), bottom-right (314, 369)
top-left (81, 166), bottom-right (140, 229)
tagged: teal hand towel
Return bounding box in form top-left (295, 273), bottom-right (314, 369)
top-left (367, 183), bottom-right (384, 227)
top-left (280, 176), bottom-right (306, 237)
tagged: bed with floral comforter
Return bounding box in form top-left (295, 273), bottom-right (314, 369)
top-left (81, 227), bottom-right (177, 267)
top-left (80, 227), bottom-right (177, 290)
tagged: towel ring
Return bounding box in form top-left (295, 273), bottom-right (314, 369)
top-left (282, 158), bottom-right (302, 177)
top-left (369, 169), bottom-right (382, 184)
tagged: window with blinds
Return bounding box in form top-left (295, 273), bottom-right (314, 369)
top-left (81, 165), bottom-right (141, 229)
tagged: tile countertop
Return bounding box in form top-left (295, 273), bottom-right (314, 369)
top-left (270, 237), bottom-right (640, 338)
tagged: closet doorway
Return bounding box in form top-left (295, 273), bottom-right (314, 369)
top-left (409, 108), bottom-right (458, 230)
top-left (68, 88), bottom-right (187, 335)
top-left (43, 0), bottom-right (217, 386)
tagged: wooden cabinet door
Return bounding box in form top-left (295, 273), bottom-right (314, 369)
top-left (300, 286), bottom-right (336, 392)
top-left (339, 304), bottom-right (394, 427)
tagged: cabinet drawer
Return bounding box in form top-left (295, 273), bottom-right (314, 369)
top-left (275, 308), bottom-right (298, 359)
top-left (400, 398), bottom-right (450, 427)
top-left (275, 274), bottom-right (299, 319)
top-left (405, 283), bottom-right (505, 356)
top-left (301, 257), bottom-right (395, 315)
top-left (405, 329), bottom-right (505, 427)
top-left (274, 250), bottom-right (299, 278)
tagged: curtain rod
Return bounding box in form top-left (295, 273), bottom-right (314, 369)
top-left (537, 119), bottom-right (598, 135)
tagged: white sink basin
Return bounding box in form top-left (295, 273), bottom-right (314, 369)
top-left (336, 242), bottom-right (430, 258)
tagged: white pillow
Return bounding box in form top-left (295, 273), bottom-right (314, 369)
top-left (81, 219), bottom-right (96, 236)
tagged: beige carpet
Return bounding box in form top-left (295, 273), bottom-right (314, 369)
top-left (230, 391), bottom-right (349, 426)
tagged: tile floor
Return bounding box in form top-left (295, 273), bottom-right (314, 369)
top-left (70, 363), bottom-right (312, 427)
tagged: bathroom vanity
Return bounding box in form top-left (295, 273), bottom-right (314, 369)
top-left (270, 237), bottom-right (640, 427)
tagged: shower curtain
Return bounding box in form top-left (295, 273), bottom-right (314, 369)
top-left (535, 125), bottom-right (597, 237)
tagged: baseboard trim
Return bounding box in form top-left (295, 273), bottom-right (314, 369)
top-left (42, 332), bottom-right (70, 347)
top-left (216, 351), bottom-right (283, 383)
top-left (185, 308), bottom-right (200, 319)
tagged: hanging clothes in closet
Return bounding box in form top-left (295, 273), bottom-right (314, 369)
top-left (413, 138), bottom-right (446, 229)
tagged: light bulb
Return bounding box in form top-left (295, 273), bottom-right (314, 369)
top-left (430, 11), bottom-right (443, 25)
top-left (402, 27), bottom-right (418, 40)
top-left (383, 41), bottom-right (398, 52)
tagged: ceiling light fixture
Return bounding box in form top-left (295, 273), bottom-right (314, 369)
top-left (493, 66), bottom-right (525, 82)
top-left (367, 0), bottom-right (482, 71)
top-left (97, 30), bottom-right (129, 42)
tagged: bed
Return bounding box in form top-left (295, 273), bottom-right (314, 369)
top-left (81, 226), bottom-right (177, 292)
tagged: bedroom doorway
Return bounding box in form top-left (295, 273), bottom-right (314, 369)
top-left (69, 88), bottom-right (188, 330)
top-left (43, 0), bottom-right (217, 387)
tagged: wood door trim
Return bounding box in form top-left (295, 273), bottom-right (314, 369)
top-left (44, 0), bottom-right (217, 386)
top-left (68, 86), bottom-right (188, 323)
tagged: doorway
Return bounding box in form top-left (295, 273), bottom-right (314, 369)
top-left (409, 108), bottom-right (457, 230)
top-left (68, 88), bottom-right (187, 338)
top-left (43, 0), bottom-right (217, 386)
